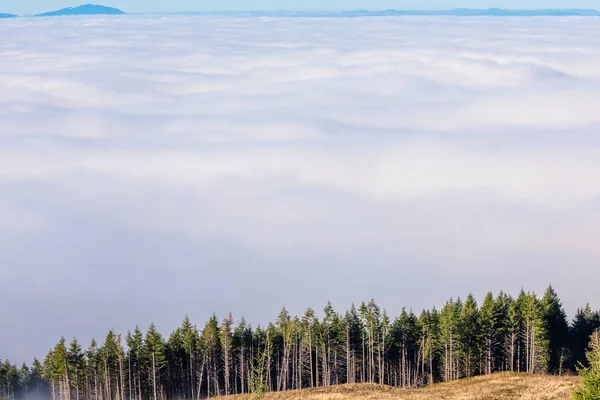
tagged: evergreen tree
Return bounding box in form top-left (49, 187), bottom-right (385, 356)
top-left (0, 360), bottom-right (19, 400)
top-left (219, 313), bottom-right (234, 395)
top-left (439, 299), bottom-right (461, 381)
top-left (67, 337), bottom-right (86, 400)
top-left (201, 315), bottom-right (220, 397)
top-left (85, 339), bottom-right (101, 400)
top-left (29, 358), bottom-right (48, 399)
top-left (458, 294), bottom-right (480, 378)
top-left (46, 337), bottom-right (70, 400)
top-left (541, 285), bottom-right (570, 374)
top-left (493, 292), bottom-right (511, 372)
top-left (478, 292), bottom-right (497, 375)
top-left (571, 305), bottom-right (600, 370)
top-left (144, 324), bottom-right (166, 400)
top-left (574, 329), bottom-right (600, 400)
top-left (126, 327), bottom-right (145, 400)
top-left (520, 292), bottom-right (549, 373)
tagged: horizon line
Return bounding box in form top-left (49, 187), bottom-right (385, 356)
top-left (6, 6), bottom-right (600, 17)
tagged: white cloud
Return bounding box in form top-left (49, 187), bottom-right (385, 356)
top-left (1, 15), bottom-right (600, 362)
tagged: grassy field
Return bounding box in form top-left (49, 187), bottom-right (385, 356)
top-left (228, 373), bottom-right (579, 400)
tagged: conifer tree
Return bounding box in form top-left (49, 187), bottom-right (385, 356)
top-left (29, 358), bottom-right (47, 399)
top-left (126, 327), bottom-right (144, 400)
top-left (301, 308), bottom-right (318, 388)
top-left (478, 292), bottom-right (497, 375)
top-left (180, 316), bottom-right (198, 399)
top-left (505, 295), bottom-right (521, 372)
top-left (46, 337), bottom-right (70, 400)
top-left (520, 292), bottom-right (549, 373)
top-left (574, 329), bottom-right (600, 400)
top-left (67, 338), bottom-right (85, 400)
top-left (85, 339), bottom-right (101, 400)
top-left (201, 315), bottom-right (220, 397)
top-left (219, 314), bottom-right (234, 395)
top-left (18, 363), bottom-right (31, 399)
top-left (439, 299), bottom-right (461, 381)
top-left (542, 285), bottom-right (570, 374)
top-left (144, 324), bottom-right (166, 400)
top-left (459, 294), bottom-right (480, 378)
top-left (343, 305), bottom-right (361, 385)
top-left (493, 292), bottom-right (511, 372)
top-left (0, 360), bottom-right (19, 400)
top-left (233, 317), bottom-right (251, 394)
top-left (571, 305), bottom-right (600, 370)
top-left (418, 308), bottom-right (439, 385)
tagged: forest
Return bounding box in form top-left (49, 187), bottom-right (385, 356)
top-left (1, 286), bottom-right (600, 400)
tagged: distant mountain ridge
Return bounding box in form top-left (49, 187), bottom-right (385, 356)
top-left (183, 8), bottom-right (600, 17)
top-left (2, 6), bottom-right (599, 18)
top-left (35, 4), bottom-right (125, 16)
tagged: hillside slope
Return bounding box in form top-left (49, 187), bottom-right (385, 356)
top-left (228, 373), bottom-right (578, 400)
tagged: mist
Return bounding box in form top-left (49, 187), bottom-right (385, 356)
top-left (1, 15), bottom-right (600, 363)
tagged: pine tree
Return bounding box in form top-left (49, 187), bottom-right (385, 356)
top-left (201, 315), bottom-right (221, 397)
top-left (100, 330), bottom-right (122, 400)
top-left (220, 313), bottom-right (234, 395)
top-left (478, 292), bottom-right (497, 375)
top-left (459, 294), bottom-right (480, 378)
top-left (439, 299), bottom-right (461, 381)
top-left (541, 285), bottom-right (570, 375)
top-left (29, 358), bottom-right (47, 398)
top-left (493, 292), bottom-right (511, 372)
top-left (233, 317), bottom-right (251, 394)
top-left (520, 292), bottom-right (549, 373)
top-left (342, 305), bottom-right (361, 385)
top-left (67, 338), bottom-right (85, 400)
top-left (47, 337), bottom-right (70, 400)
top-left (85, 339), bottom-right (101, 400)
top-left (418, 308), bottom-right (439, 385)
top-left (574, 329), bottom-right (600, 400)
top-left (126, 327), bottom-right (144, 400)
top-left (301, 308), bottom-right (318, 388)
top-left (144, 324), bottom-right (167, 400)
top-left (180, 316), bottom-right (199, 399)
top-left (571, 305), bottom-right (600, 370)
top-left (16, 362), bottom-right (30, 399)
top-left (0, 360), bottom-right (19, 400)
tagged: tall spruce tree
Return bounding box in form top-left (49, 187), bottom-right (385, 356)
top-left (144, 324), bottom-right (166, 400)
top-left (571, 305), bottom-right (600, 370)
top-left (67, 338), bottom-right (85, 400)
top-left (574, 329), bottom-right (600, 400)
top-left (478, 292), bottom-right (497, 375)
top-left (541, 285), bottom-right (570, 374)
top-left (459, 294), bottom-right (480, 378)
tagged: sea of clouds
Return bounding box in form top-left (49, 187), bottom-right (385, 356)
top-left (1, 15), bottom-right (600, 362)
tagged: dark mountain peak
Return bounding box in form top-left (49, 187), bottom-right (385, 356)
top-left (0, 13), bottom-right (18, 18)
top-left (35, 4), bottom-right (125, 17)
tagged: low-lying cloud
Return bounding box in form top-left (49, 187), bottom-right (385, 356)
top-left (1, 15), bottom-right (600, 363)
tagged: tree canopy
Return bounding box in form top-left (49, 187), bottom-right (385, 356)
top-left (1, 286), bottom-right (598, 400)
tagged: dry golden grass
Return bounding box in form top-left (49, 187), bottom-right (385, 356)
top-left (227, 373), bottom-right (579, 400)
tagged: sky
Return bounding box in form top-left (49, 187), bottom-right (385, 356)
top-left (2, 14), bottom-right (600, 363)
top-left (2, 0), bottom-right (600, 14)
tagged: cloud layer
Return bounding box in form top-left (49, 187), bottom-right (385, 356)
top-left (1, 15), bottom-right (600, 362)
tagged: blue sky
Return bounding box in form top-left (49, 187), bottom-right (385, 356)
top-left (3, 0), bottom-right (600, 14)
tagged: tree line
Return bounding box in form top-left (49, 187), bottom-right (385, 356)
top-left (2, 286), bottom-right (600, 400)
